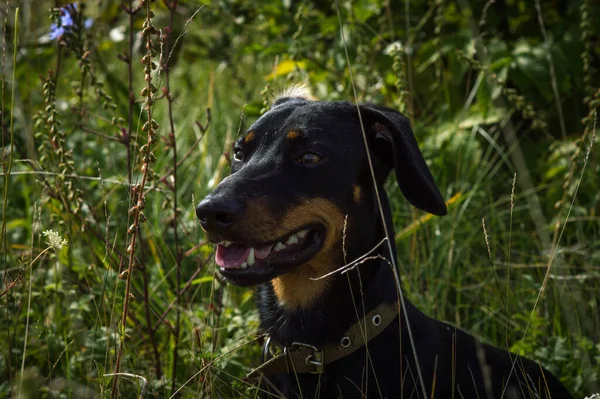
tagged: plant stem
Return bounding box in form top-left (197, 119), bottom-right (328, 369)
top-left (162, 0), bottom-right (182, 395)
top-left (111, 1), bottom-right (159, 395)
top-left (125, 0), bottom-right (136, 190)
top-left (2, 8), bottom-right (18, 396)
top-left (139, 231), bottom-right (162, 378)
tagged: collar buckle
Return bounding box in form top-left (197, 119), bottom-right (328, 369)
top-left (287, 342), bottom-right (324, 374)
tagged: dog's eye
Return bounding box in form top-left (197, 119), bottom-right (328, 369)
top-left (296, 152), bottom-right (323, 164)
top-left (233, 149), bottom-right (244, 162)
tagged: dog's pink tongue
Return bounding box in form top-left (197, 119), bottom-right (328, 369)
top-left (255, 244), bottom-right (273, 260)
top-left (215, 244), bottom-right (249, 269)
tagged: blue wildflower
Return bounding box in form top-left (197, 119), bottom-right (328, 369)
top-left (61, 7), bottom-right (75, 27)
top-left (48, 24), bottom-right (64, 41)
top-left (48, 4), bottom-right (91, 40)
top-left (49, 5), bottom-right (76, 40)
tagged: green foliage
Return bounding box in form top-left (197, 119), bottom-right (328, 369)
top-left (1, 0), bottom-right (599, 397)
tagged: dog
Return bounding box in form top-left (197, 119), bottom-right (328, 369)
top-left (196, 89), bottom-right (573, 398)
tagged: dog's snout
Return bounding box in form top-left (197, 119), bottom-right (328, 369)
top-left (196, 195), bottom-right (244, 231)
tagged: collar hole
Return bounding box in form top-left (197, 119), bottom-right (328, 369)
top-left (340, 336), bottom-right (351, 348)
top-left (372, 314), bottom-right (382, 326)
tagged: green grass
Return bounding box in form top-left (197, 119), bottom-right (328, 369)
top-left (1, 0), bottom-right (599, 397)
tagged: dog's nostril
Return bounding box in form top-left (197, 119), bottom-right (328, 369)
top-left (215, 212), bottom-right (235, 226)
top-left (195, 208), bottom-right (207, 223)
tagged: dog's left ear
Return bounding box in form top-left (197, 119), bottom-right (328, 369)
top-left (360, 104), bottom-right (447, 216)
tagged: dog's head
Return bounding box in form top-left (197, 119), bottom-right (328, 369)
top-left (196, 92), bottom-right (446, 308)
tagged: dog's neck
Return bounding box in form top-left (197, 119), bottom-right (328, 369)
top-left (255, 240), bottom-right (398, 347)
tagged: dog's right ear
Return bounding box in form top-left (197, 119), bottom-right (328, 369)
top-left (360, 104), bottom-right (447, 216)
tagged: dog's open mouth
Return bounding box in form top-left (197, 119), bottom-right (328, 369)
top-left (214, 226), bottom-right (324, 285)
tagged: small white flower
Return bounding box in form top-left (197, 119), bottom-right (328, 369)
top-left (384, 41), bottom-right (403, 55)
top-left (42, 230), bottom-right (68, 250)
top-left (585, 394), bottom-right (600, 399)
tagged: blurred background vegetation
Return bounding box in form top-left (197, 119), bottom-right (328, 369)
top-left (1, 0), bottom-right (599, 397)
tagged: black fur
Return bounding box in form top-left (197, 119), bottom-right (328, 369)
top-left (197, 98), bottom-right (572, 398)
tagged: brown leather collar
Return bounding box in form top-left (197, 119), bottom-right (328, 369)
top-left (247, 301), bottom-right (399, 378)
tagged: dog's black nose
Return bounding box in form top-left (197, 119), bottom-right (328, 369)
top-left (196, 195), bottom-right (244, 231)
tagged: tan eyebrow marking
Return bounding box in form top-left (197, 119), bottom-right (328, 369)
top-left (243, 131), bottom-right (255, 144)
top-left (286, 129), bottom-right (302, 140)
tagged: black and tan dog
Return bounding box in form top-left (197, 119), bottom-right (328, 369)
top-left (196, 89), bottom-right (572, 398)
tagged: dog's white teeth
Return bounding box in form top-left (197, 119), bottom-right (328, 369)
top-left (238, 231), bottom-right (308, 264)
top-left (286, 234), bottom-right (299, 245)
top-left (274, 242), bottom-right (286, 252)
top-left (247, 247), bottom-right (255, 266)
top-left (221, 240), bottom-right (233, 247)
